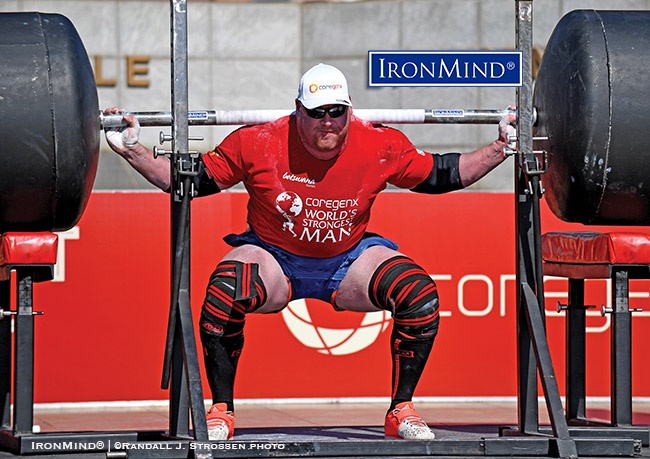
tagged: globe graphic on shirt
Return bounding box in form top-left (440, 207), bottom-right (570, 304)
top-left (275, 191), bottom-right (303, 217)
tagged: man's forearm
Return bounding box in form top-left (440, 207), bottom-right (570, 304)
top-left (121, 143), bottom-right (172, 191)
top-left (458, 140), bottom-right (508, 187)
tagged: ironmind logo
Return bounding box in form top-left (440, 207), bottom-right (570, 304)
top-left (368, 51), bottom-right (522, 87)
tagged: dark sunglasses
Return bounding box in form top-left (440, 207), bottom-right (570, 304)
top-left (303, 104), bottom-right (347, 119)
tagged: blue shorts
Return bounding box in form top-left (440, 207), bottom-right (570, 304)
top-left (223, 230), bottom-right (398, 303)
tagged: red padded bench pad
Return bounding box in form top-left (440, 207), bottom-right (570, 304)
top-left (542, 232), bottom-right (650, 265)
top-left (0, 232), bottom-right (58, 266)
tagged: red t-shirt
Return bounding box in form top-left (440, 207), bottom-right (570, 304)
top-left (202, 115), bottom-right (433, 258)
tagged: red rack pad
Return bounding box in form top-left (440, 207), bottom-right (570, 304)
top-left (542, 231), bottom-right (650, 265)
top-left (0, 232), bottom-right (59, 266)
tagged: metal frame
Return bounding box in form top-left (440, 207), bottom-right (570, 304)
top-left (0, 2), bottom-right (212, 457)
top-left (565, 268), bottom-right (640, 427)
top-left (0, 266), bottom-right (52, 437)
top-left (508, 3), bottom-right (578, 456)
top-left (161, 2), bottom-right (212, 458)
top-left (0, 280), bottom-right (10, 430)
top-left (503, 2), bottom-right (644, 457)
top-left (536, 262), bottom-right (650, 446)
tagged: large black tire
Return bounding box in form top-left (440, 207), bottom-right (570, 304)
top-left (0, 12), bottom-right (99, 232)
top-left (534, 10), bottom-right (650, 225)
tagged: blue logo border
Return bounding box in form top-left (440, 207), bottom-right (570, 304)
top-left (368, 50), bottom-right (523, 87)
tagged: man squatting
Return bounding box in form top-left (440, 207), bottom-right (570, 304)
top-left (104, 63), bottom-right (516, 441)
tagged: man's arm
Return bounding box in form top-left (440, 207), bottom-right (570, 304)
top-left (458, 108), bottom-right (516, 187)
top-left (458, 141), bottom-right (507, 187)
top-left (103, 107), bottom-right (226, 194)
top-left (104, 108), bottom-right (172, 191)
top-left (411, 107), bottom-right (516, 194)
top-left (118, 142), bottom-right (174, 191)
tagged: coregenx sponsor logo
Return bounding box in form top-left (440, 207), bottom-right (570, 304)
top-left (309, 83), bottom-right (343, 93)
top-left (368, 51), bottom-right (522, 87)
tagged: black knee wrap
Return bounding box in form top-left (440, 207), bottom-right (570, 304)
top-left (200, 260), bottom-right (267, 339)
top-left (369, 255), bottom-right (439, 340)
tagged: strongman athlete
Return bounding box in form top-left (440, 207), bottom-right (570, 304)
top-left (105, 63), bottom-right (516, 441)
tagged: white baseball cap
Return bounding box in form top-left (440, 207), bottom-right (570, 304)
top-left (297, 63), bottom-right (352, 109)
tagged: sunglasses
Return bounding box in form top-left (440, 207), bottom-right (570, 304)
top-left (303, 104), bottom-right (347, 119)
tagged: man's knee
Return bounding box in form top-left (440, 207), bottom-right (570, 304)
top-left (200, 260), bottom-right (267, 339)
top-left (368, 255), bottom-right (439, 340)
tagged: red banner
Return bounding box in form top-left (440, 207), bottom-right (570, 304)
top-left (26, 191), bottom-right (650, 403)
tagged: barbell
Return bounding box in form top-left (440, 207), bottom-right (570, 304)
top-left (1, 9), bottom-right (649, 233)
top-left (99, 108), bottom-right (519, 128)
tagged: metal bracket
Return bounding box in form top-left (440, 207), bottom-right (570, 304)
top-left (557, 301), bottom-right (596, 313)
top-left (0, 308), bottom-right (43, 320)
top-left (505, 136), bottom-right (549, 177)
top-left (155, 130), bottom-right (206, 197)
top-left (601, 304), bottom-right (644, 316)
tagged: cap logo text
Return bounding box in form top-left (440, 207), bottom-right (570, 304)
top-left (309, 83), bottom-right (343, 94)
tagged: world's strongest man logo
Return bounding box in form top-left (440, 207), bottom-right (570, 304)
top-left (275, 191), bottom-right (303, 237)
top-left (275, 191), bottom-right (359, 244)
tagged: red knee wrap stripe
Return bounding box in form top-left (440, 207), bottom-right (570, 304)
top-left (201, 260), bottom-right (267, 338)
top-left (369, 256), bottom-right (438, 311)
top-left (369, 255), bottom-right (440, 339)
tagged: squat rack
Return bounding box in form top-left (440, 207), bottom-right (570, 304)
top-left (0, 1), bottom-right (645, 458)
top-left (150, 0), bottom-right (644, 457)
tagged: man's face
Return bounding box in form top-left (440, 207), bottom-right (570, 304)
top-left (295, 102), bottom-right (351, 156)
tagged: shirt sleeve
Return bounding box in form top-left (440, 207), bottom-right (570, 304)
top-left (201, 128), bottom-right (247, 189)
top-left (386, 130), bottom-right (434, 189)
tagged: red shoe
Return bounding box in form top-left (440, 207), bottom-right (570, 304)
top-left (384, 401), bottom-right (435, 440)
top-left (206, 403), bottom-right (235, 440)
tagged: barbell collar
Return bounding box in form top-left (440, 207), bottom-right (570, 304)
top-left (99, 108), bottom-right (522, 129)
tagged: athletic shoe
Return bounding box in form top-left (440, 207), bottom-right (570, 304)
top-left (384, 401), bottom-right (435, 440)
top-left (206, 403), bottom-right (235, 440)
